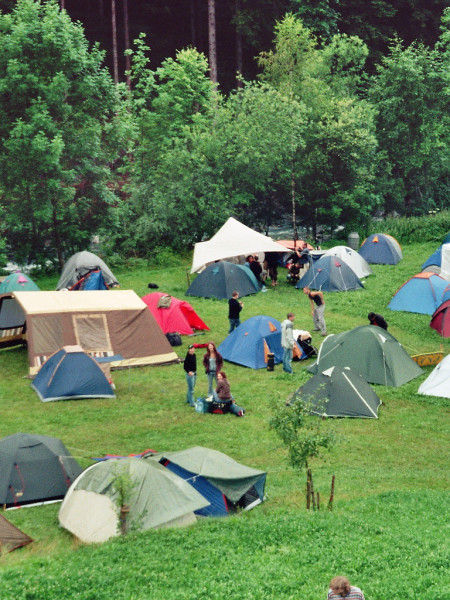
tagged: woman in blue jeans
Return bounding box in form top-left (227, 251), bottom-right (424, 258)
top-left (203, 342), bottom-right (223, 396)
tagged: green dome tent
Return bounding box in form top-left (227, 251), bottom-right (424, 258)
top-left (289, 366), bottom-right (382, 418)
top-left (58, 458), bottom-right (209, 543)
top-left (308, 326), bottom-right (422, 387)
top-left (0, 271), bottom-right (39, 293)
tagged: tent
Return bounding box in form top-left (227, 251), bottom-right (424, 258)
top-left (443, 232), bottom-right (450, 245)
top-left (58, 458), bottom-right (209, 543)
top-left (0, 433), bottom-right (83, 508)
top-left (56, 251), bottom-right (118, 290)
top-left (422, 244), bottom-right (450, 280)
top-left (418, 354), bottom-right (450, 399)
top-left (430, 299), bottom-right (450, 337)
top-left (323, 246), bottom-right (373, 279)
top-left (70, 270), bottom-right (109, 290)
top-left (295, 255), bottom-right (364, 292)
top-left (0, 271), bottom-right (40, 293)
top-left (388, 273), bottom-right (448, 315)
top-left (0, 290), bottom-right (178, 375)
top-left (358, 233), bottom-right (402, 265)
top-left (141, 292), bottom-right (209, 335)
top-left (218, 315), bottom-right (305, 369)
top-left (190, 217), bottom-right (286, 273)
top-left (308, 325), bottom-right (422, 387)
top-left (289, 366), bottom-right (382, 418)
top-left (147, 446), bottom-right (267, 516)
top-left (186, 261), bottom-right (260, 300)
top-left (0, 514), bottom-right (33, 553)
top-left (0, 293), bottom-right (27, 348)
top-left (31, 346), bottom-right (116, 402)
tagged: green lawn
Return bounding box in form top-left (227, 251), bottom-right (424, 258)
top-left (0, 242), bottom-right (449, 599)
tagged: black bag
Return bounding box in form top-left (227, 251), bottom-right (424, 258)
top-left (166, 332), bottom-right (182, 346)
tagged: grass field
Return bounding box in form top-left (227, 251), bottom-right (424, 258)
top-left (0, 242), bottom-right (449, 599)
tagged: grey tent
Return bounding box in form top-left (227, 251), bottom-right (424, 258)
top-left (56, 251), bottom-right (118, 290)
top-left (0, 514), bottom-right (33, 553)
top-left (146, 446), bottom-right (267, 516)
top-left (186, 261), bottom-right (260, 300)
top-left (308, 325), bottom-right (422, 387)
top-left (296, 255), bottom-right (364, 292)
top-left (59, 458), bottom-right (209, 543)
top-left (0, 433), bottom-right (83, 507)
top-left (289, 366), bottom-right (382, 418)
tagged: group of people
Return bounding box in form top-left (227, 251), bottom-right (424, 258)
top-left (183, 342), bottom-right (245, 416)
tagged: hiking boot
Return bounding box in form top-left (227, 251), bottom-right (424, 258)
top-left (313, 328), bottom-right (320, 331)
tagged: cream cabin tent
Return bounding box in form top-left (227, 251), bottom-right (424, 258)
top-left (0, 290), bottom-right (178, 375)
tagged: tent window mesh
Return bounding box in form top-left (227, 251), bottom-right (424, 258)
top-left (73, 314), bottom-right (111, 352)
top-left (32, 315), bottom-right (64, 355)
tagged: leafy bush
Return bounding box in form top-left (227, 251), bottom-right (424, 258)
top-left (369, 211), bottom-right (450, 244)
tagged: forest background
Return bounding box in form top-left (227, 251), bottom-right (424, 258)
top-left (0, 0), bottom-right (449, 271)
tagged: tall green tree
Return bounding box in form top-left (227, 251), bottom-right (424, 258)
top-left (369, 21), bottom-right (450, 216)
top-left (0, 0), bottom-right (128, 267)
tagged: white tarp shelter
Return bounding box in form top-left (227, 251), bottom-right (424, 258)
top-left (191, 217), bottom-right (287, 273)
top-left (418, 354), bottom-right (450, 399)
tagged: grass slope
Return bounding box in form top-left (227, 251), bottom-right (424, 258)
top-left (0, 242), bottom-right (449, 599)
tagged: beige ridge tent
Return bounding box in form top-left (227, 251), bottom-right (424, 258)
top-left (0, 514), bottom-right (33, 554)
top-left (191, 217), bottom-right (287, 273)
top-left (0, 290), bottom-right (178, 375)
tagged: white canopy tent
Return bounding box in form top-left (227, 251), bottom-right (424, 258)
top-left (191, 218), bottom-right (287, 273)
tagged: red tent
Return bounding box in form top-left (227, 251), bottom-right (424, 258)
top-left (430, 299), bottom-right (450, 337)
top-left (141, 293), bottom-right (209, 335)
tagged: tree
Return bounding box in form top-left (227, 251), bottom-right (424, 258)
top-left (0, 0), bottom-right (129, 267)
top-left (369, 26), bottom-right (450, 216)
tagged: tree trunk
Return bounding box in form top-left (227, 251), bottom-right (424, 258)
top-left (51, 198), bottom-right (64, 269)
top-left (207, 0), bottom-right (217, 84)
top-left (111, 0), bottom-right (119, 84)
top-left (190, 0), bottom-right (197, 47)
top-left (123, 0), bottom-right (131, 89)
top-left (98, 0), bottom-right (104, 18)
top-left (291, 156), bottom-right (297, 242)
top-left (235, 0), bottom-right (243, 87)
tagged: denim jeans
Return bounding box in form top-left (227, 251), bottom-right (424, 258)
top-left (228, 318), bottom-right (240, 333)
top-left (282, 347), bottom-right (293, 373)
top-left (207, 371), bottom-right (217, 395)
top-left (185, 372), bottom-right (196, 405)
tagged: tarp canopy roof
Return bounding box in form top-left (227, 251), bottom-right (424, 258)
top-left (191, 217), bottom-right (286, 273)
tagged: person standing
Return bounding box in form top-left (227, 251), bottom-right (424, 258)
top-left (281, 312), bottom-right (295, 373)
top-left (303, 286), bottom-right (327, 336)
top-left (264, 252), bottom-right (279, 286)
top-left (327, 576), bottom-right (365, 600)
top-left (203, 342), bottom-right (223, 396)
top-left (228, 291), bottom-right (243, 333)
top-left (183, 345), bottom-right (197, 406)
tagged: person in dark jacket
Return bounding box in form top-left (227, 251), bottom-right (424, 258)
top-left (203, 342), bottom-right (223, 396)
top-left (228, 291), bottom-right (243, 333)
top-left (183, 345), bottom-right (197, 405)
top-left (368, 312), bottom-right (388, 330)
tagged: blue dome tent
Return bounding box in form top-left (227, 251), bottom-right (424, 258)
top-left (388, 273), bottom-right (448, 315)
top-left (358, 233), bottom-right (402, 265)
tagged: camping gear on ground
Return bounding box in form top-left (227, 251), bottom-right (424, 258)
top-left (358, 233), bottom-right (402, 265)
top-left (267, 352), bottom-right (275, 371)
top-left (186, 261), bottom-right (260, 300)
top-left (308, 325), bottom-right (422, 387)
top-left (141, 292), bottom-right (209, 335)
top-left (0, 514), bottom-right (33, 553)
top-left (388, 272), bottom-right (448, 315)
top-left (56, 250), bottom-right (118, 290)
top-left (411, 352), bottom-right (444, 367)
top-left (146, 446), bottom-right (267, 517)
top-left (0, 271), bottom-right (40, 293)
top-left (323, 246), bottom-right (373, 279)
top-left (190, 217), bottom-right (286, 273)
top-left (295, 255), bottom-right (364, 292)
top-left (31, 346), bottom-right (116, 402)
top-left (166, 332), bottom-right (182, 346)
top-left (289, 366), bottom-right (382, 418)
top-left (296, 332), bottom-right (317, 359)
top-left (218, 315), bottom-right (305, 369)
top-left (70, 269), bottom-right (109, 290)
top-left (59, 458), bottom-right (209, 543)
top-left (0, 433), bottom-right (83, 508)
top-left (0, 290), bottom-right (178, 375)
top-left (430, 299), bottom-right (450, 337)
top-left (417, 354), bottom-right (450, 399)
